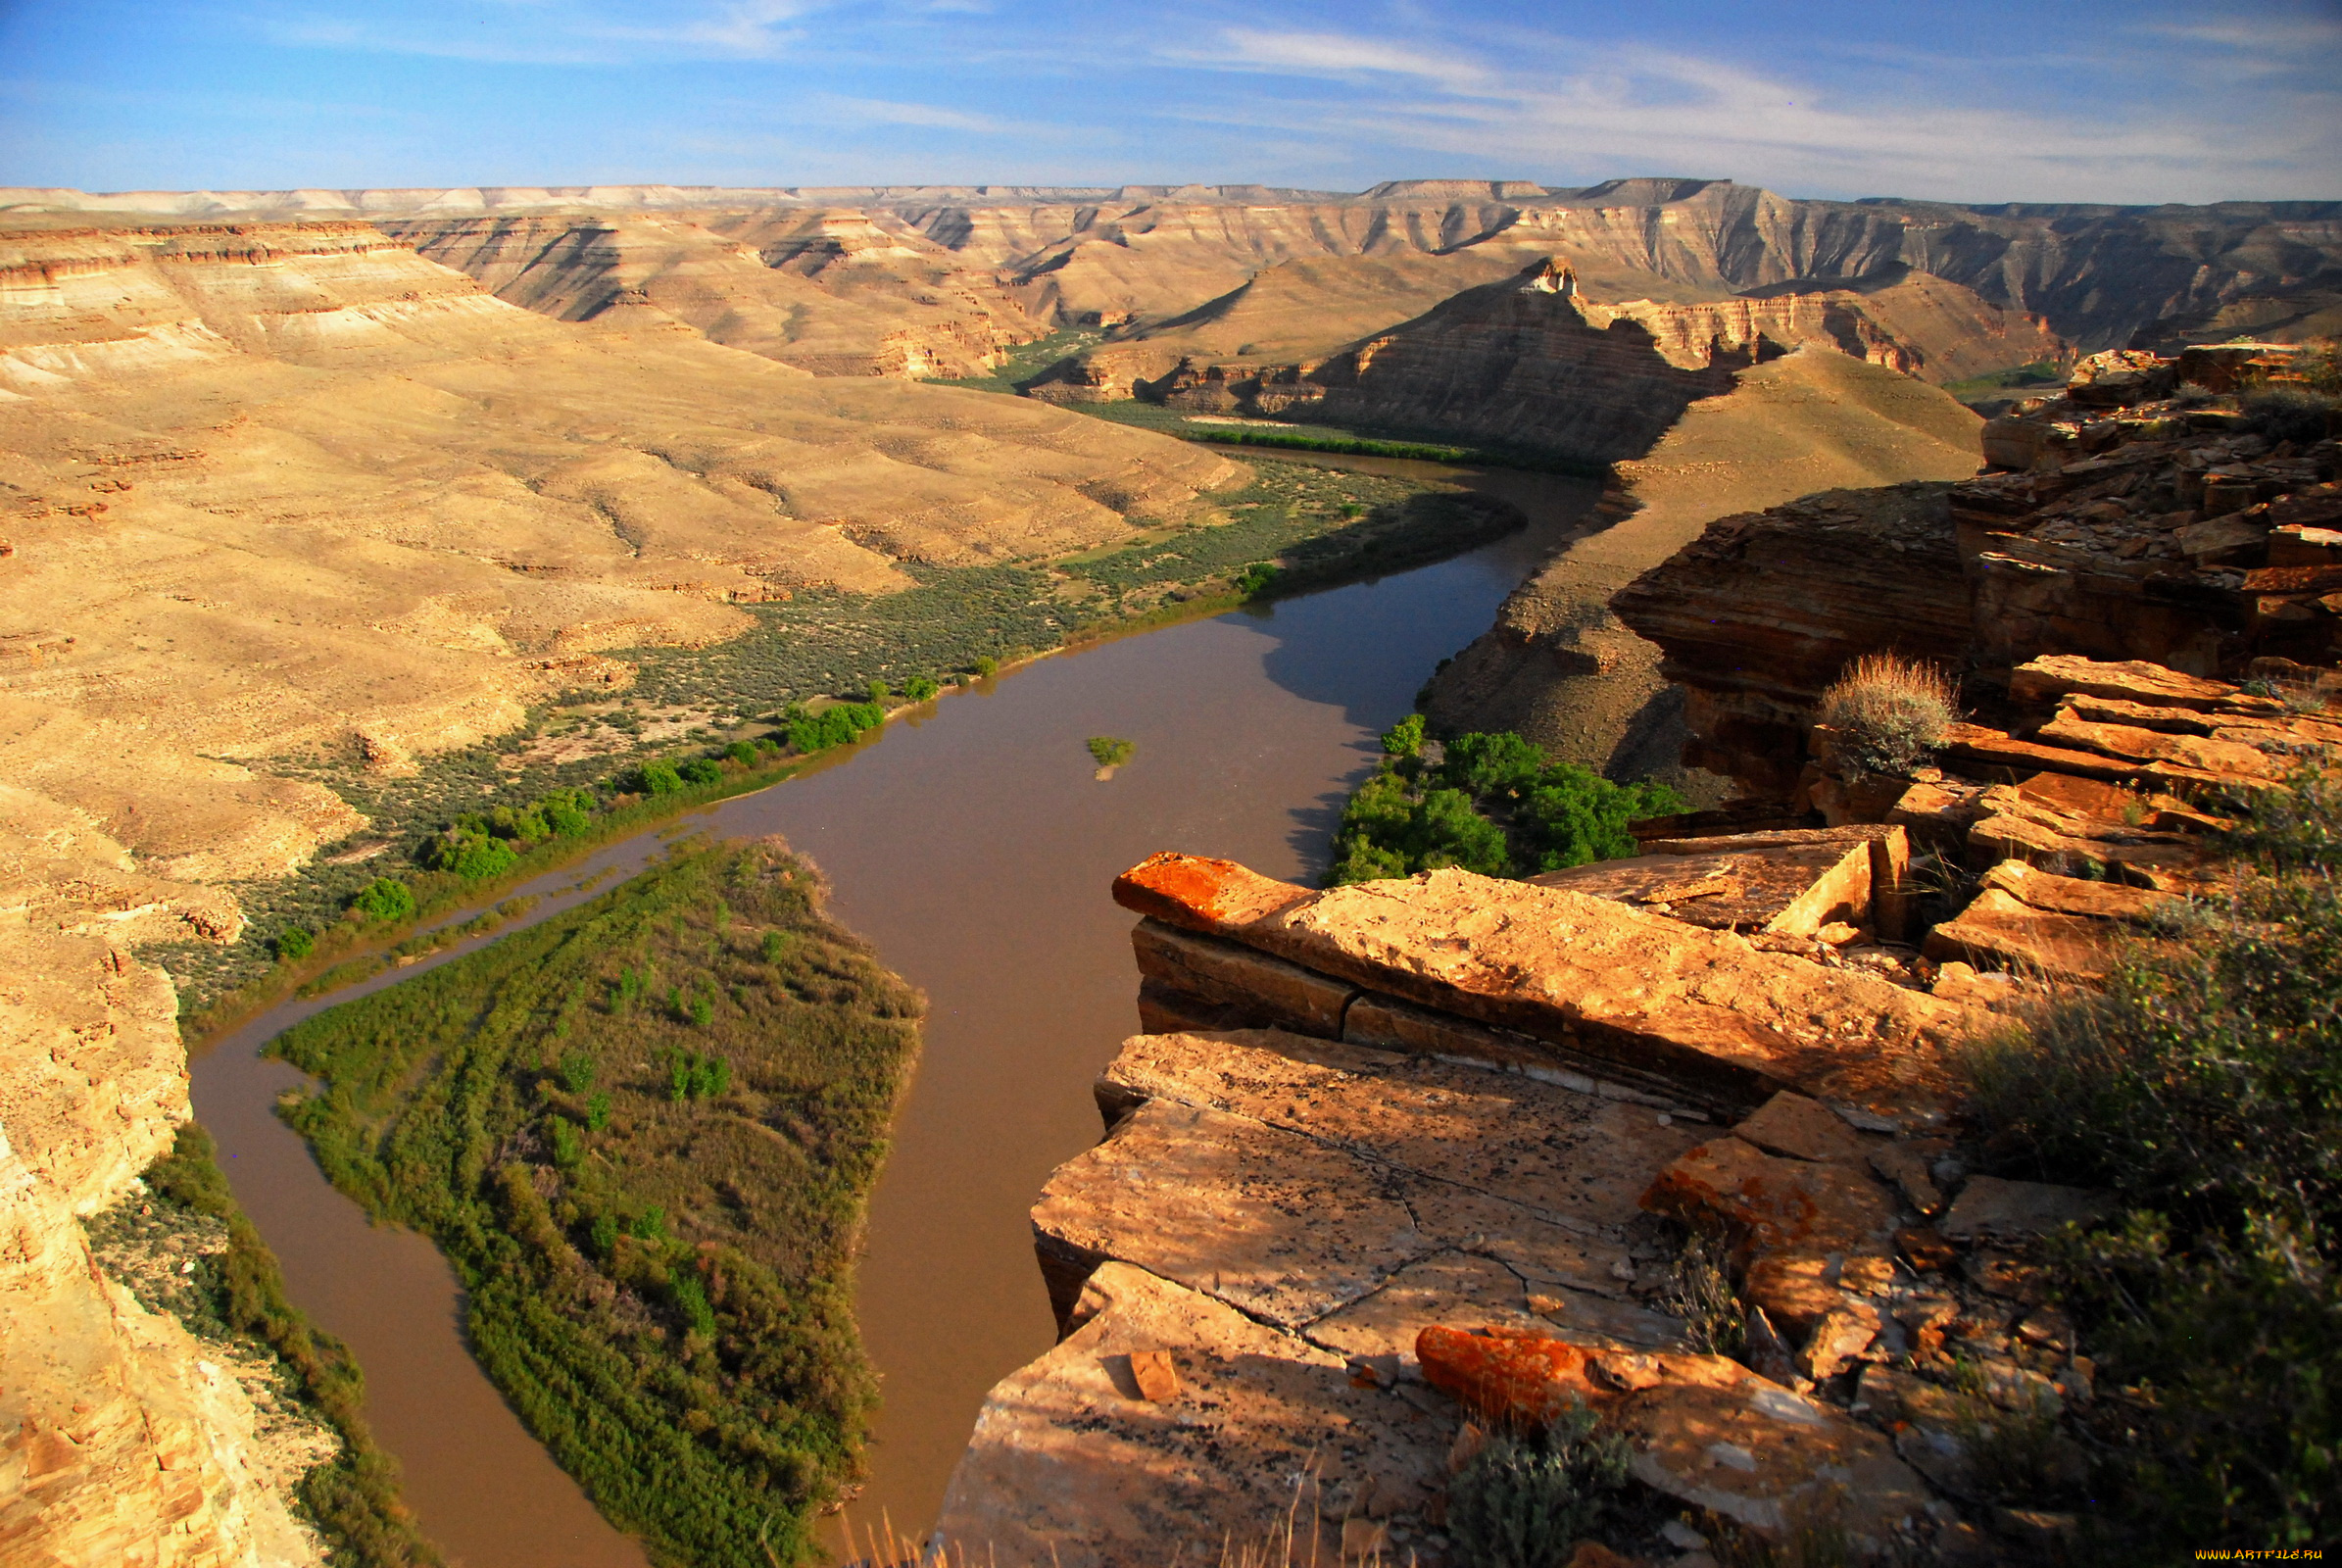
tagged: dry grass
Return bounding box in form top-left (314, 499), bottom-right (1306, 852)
top-left (1817, 654), bottom-right (1960, 776)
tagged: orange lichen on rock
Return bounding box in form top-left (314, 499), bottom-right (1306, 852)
top-left (1110, 851), bottom-right (1314, 934)
top-left (1415, 1326), bottom-right (1599, 1429)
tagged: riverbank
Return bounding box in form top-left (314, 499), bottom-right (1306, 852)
top-left (270, 836), bottom-right (921, 1568)
top-left (166, 457), bottom-right (1603, 1562)
top-left (150, 456), bottom-right (1518, 1019)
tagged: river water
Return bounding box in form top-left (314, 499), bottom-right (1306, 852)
top-left (186, 460), bottom-right (1602, 1566)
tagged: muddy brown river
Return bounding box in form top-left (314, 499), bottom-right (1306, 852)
top-left (188, 461), bottom-right (1601, 1566)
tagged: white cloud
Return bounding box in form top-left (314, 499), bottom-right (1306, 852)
top-left (823, 95), bottom-right (1005, 132)
top-left (1209, 27), bottom-right (1488, 92)
top-left (1157, 20), bottom-right (2342, 203)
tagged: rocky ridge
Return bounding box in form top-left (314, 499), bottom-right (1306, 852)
top-left (0, 819), bottom-right (320, 1565)
top-left (933, 381), bottom-right (2338, 1561)
top-left (1614, 343), bottom-right (2342, 799)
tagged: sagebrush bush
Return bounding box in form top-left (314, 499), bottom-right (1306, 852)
top-left (1446, 1402), bottom-right (1632, 1568)
top-left (1817, 654), bottom-right (1959, 776)
top-left (2243, 382), bottom-right (2342, 445)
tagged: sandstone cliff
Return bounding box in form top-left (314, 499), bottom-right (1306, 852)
top-left (1615, 347), bottom-right (2342, 798)
top-left (1421, 347), bottom-right (1987, 788)
top-left (18, 180), bottom-right (2333, 369)
top-left (1, 808), bottom-right (321, 1565)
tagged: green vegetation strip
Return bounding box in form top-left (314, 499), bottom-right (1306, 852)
top-left (269, 838), bottom-right (922, 1568)
top-left (99, 1125), bottom-right (442, 1565)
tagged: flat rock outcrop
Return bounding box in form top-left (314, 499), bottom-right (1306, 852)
top-left (938, 846), bottom-right (2138, 1561)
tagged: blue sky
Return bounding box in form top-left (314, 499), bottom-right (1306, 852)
top-left (3, 0), bottom-right (2337, 204)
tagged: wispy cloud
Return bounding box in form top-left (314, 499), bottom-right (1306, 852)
top-left (1157, 17), bottom-right (2342, 203)
top-left (1208, 27), bottom-right (1488, 92)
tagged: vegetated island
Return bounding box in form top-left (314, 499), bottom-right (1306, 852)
top-left (1087, 735), bottom-right (1136, 778)
top-left (267, 836), bottom-right (922, 1568)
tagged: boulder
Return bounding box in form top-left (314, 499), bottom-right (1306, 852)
top-left (1530, 826), bottom-right (1907, 943)
top-left (1922, 887), bottom-right (2118, 982)
top-left (1641, 1136), bottom-right (1899, 1260)
top-left (2007, 655), bottom-right (2249, 713)
top-left (1610, 1374), bottom-right (1933, 1544)
top-left (1114, 856), bottom-right (1970, 1122)
top-left (1732, 1091), bottom-right (1872, 1164)
top-left (1939, 1177), bottom-right (2113, 1243)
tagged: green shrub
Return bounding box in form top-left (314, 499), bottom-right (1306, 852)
top-left (689, 994), bottom-right (714, 1029)
top-left (1817, 654), bottom-right (1959, 776)
top-left (865, 678), bottom-right (892, 704)
top-left (274, 926), bottom-right (316, 961)
top-left (784, 702), bottom-right (884, 756)
top-left (679, 759), bottom-right (724, 786)
top-left (760, 931), bottom-right (788, 963)
top-left (543, 801), bottom-right (593, 837)
top-left (1963, 770), bottom-right (2342, 1549)
top-left (1086, 735), bottom-right (1136, 768)
top-left (636, 760), bottom-right (685, 796)
top-left (724, 741), bottom-right (758, 765)
top-left (350, 878), bottom-right (415, 922)
top-left (974, 656), bottom-right (999, 677)
top-left (903, 676), bottom-right (938, 702)
top-left (587, 1092), bottom-right (611, 1132)
top-left (557, 1050), bottom-right (596, 1094)
top-left (670, 1273), bottom-right (718, 1338)
top-left (1446, 1402), bottom-right (1633, 1567)
top-left (421, 827), bottom-right (520, 880)
top-left (548, 1116), bottom-right (583, 1171)
top-left (1233, 561), bottom-right (1283, 596)
top-left (1330, 727), bottom-right (1681, 885)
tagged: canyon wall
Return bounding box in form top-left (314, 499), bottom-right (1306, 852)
top-left (0, 807), bottom-right (321, 1565)
top-left (1616, 347), bottom-right (2342, 800)
top-left (0, 215), bottom-right (1239, 1556)
top-left (16, 180), bottom-right (2336, 383)
top-left (1420, 347), bottom-right (1988, 788)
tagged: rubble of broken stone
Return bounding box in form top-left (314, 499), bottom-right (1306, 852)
top-left (1963, 344), bottom-right (2340, 678)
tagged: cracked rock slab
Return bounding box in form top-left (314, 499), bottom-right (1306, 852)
top-left (931, 1262), bottom-right (1452, 1568)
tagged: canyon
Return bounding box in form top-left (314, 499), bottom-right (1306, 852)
top-left (935, 359), bottom-right (2340, 1562)
top-left (1, 172), bottom-right (2336, 1565)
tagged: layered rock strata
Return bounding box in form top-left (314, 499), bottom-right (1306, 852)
top-left (1, 814), bottom-right (319, 1564)
top-left (1421, 348), bottom-right (1986, 784)
top-left (1613, 347), bottom-right (2342, 798)
top-left (1037, 261), bottom-right (2064, 430)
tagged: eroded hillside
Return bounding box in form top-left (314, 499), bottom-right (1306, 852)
top-left (0, 220), bottom-right (1234, 884)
